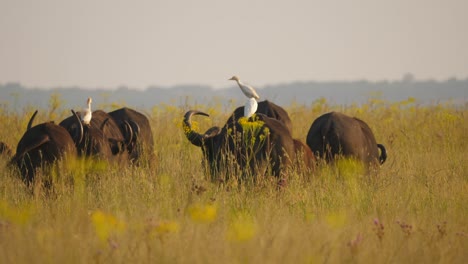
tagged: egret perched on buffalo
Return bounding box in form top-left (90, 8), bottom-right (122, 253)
top-left (229, 75), bottom-right (260, 118)
top-left (80, 97), bottom-right (93, 125)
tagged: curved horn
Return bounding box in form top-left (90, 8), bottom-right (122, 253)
top-left (183, 110), bottom-right (210, 147)
top-left (123, 121), bottom-right (134, 145)
top-left (128, 120), bottom-right (140, 136)
top-left (27, 110), bottom-right (38, 130)
top-left (71, 109), bottom-right (84, 145)
top-left (101, 118), bottom-right (110, 131)
top-left (377, 144), bottom-right (387, 165)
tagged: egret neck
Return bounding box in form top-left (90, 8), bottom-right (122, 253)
top-left (81, 97), bottom-right (92, 125)
top-left (229, 75), bottom-right (260, 99)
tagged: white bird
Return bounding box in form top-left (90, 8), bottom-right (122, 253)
top-left (229, 75), bottom-right (260, 100)
top-left (80, 97), bottom-right (92, 125)
top-left (244, 97), bottom-right (258, 118)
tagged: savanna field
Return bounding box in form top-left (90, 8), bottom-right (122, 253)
top-left (0, 96), bottom-right (466, 263)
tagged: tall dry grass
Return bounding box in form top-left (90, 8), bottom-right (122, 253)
top-left (0, 96), bottom-right (466, 263)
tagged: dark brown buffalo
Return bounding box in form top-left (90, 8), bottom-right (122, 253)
top-left (108, 107), bottom-right (154, 165)
top-left (227, 100), bottom-right (293, 133)
top-left (10, 110), bottom-right (77, 184)
top-left (59, 110), bottom-right (128, 161)
top-left (306, 111), bottom-right (387, 168)
top-left (184, 110), bottom-right (296, 183)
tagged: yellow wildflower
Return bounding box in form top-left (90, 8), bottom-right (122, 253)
top-left (188, 203), bottom-right (217, 224)
top-left (226, 214), bottom-right (257, 242)
top-left (0, 200), bottom-right (33, 226)
top-left (325, 211), bottom-right (347, 229)
top-left (91, 210), bottom-right (126, 242)
top-left (149, 220), bottom-right (180, 238)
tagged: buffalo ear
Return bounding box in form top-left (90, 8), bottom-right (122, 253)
top-left (108, 138), bottom-right (126, 155)
top-left (204, 126), bottom-right (221, 137)
top-left (253, 113), bottom-right (268, 121)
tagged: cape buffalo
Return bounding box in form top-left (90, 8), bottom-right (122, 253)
top-left (11, 110), bottom-right (77, 184)
top-left (306, 111), bottom-right (387, 168)
top-left (108, 107), bottom-right (154, 165)
top-left (183, 110), bottom-right (296, 183)
top-left (60, 110), bottom-right (128, 162)
top-left (227, 100), bottom-right (293, 133)
top-left (231, 101), bottom-right (313, 172)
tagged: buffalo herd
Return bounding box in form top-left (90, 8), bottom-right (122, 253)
top-left (0, 99), bottom-right (387, 187)
top-left (183, 101), bottom-right (316, 184)
top-left (1, 106), bottom-right (154, 186)
top-left (184, 100), bottom-right (386, 185)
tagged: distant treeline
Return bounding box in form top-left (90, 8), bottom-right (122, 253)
top-left (1, 78), bottom-right (466, 112)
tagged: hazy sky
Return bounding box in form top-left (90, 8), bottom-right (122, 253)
top-left (1, 0), bottom-right (467, 89)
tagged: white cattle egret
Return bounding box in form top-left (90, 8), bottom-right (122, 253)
top-left (244, 97), bottom-right (258, 118)
top-left (80, 97), bottom-right (92, 125)
top-left (229, 75), bottom-right (260, 99)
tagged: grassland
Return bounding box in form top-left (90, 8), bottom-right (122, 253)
top-left (0, 96), bottom-right (466, 263)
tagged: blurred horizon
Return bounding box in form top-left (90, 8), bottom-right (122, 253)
top-left (2, 72), bottom-right (466, 91)
top-left (1, 75), bottom-right (466, 113)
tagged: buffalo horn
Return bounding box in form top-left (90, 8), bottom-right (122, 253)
top-left (183, 110), bottom-right (210, 147)
top-left (129, 120), bottom-right (140, 137)
top-left (71, 109), bottom-right (84, 145)
top-left (27, 110), bottom-right (39, 130)
top-left (123, 121), bottom-right (134, 145)
top-left (101, 118), bottom-right (110, 131)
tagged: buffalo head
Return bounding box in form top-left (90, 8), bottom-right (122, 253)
top-left (108, 107), bottom-right (155, 165)
top-left (183, 110), bottom-right (295, 183)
